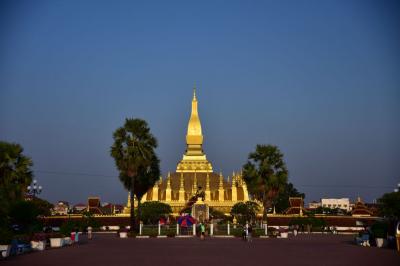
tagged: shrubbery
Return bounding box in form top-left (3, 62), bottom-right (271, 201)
top-left (0, 227), bottom-right (13, 244)
top-left (140, 201), bottom-right (172, 224)
top-left (230, 201), bottom-right (260, 225)
top-left (289, 217), bottom-right (326, 231)
top-left (371, 221), bottom-right (388, 238)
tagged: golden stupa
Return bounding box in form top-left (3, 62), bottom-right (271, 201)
top-left (125, 88), bottom-right (249, 215)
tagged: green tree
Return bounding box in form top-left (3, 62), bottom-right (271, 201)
top-left (209, 207), bottom-right (227, 220)
top-left (81, 211), bottom-right (101, 230)
top-left (140, 201), bottom-right (172, 224)
top-left (243, 144), bottom-right (288, 220)
top-left (0, 141), bottom-right (33, 227)
top-left (377, 191), bottom-right (400, 218)
top-left (274, 183), bottom-right (305, 213)
top-left (110, 118), bottom-right (160, 232)
top-left (31, 197), bottom-right (53, 217)
top-left (134, 154), bottom-right (160, 225)
top-left (8, 200), bottom-right (44, 233)
top-left (230, 201), bottom-right (260, 224)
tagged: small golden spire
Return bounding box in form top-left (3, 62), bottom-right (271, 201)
top-left (167, 172), bottom-right (171, 187)
top-left (193, 83), bottom-right (197, 100)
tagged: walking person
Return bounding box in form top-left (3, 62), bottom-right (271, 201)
top-left (200, 222), bottom-right (206, 240)
top-left (242, 225), bottom-right (247, 241)
top-left (74, 227), bottom-right (79, 243)
top-left (245, 223), bottom-right (249, 241)
top-left (247, 224), bottom-right (253, 242)
top-left (87, 226), bottom-right (93, 240)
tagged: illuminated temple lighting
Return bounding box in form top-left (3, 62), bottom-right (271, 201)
top-left (124, 87), bottom-right (249, 215)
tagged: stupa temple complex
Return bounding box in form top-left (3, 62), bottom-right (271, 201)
top-left (124, 88), bottom-right (249, 215)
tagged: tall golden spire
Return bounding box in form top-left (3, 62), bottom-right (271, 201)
top-left (186, 87), bottom-right (203, 145)
top-left (176, 86), bottom-right (213, 173)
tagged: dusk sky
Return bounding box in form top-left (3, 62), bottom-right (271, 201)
top-left (1, 0), bottom-right (399, 205)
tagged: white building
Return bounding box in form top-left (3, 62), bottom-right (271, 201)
top-left (308, 201), bottom-right (321, 209)
top-left (51, 201), bottom-right (70, 215)
top-left (321, 198), bottom-right (350, 211)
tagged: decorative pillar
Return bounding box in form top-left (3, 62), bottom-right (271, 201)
top-left (231, 174), bottom-right (237, 202)
top-left (210, 223), bottom-right (214, 236)
top-left (139, 221), bottom-right (143, 235)
top-left (176, 223), bottom-right (179, 235)
top-left (158, 221), bottom-right (161, 236)
top-left (126, 192), bottom-right (131, 208)
top-left (227, 222), bottom-right (230, 235)
top-left (166, 172), bottom-right (171, 202)
top-left (152, 177), bottom-right (161, 201)
top-left (179, 172), bottom-right (185, 202)
top-left (218, 172), bottom-right (225, 202)
top-left (205, 173), bottom-right (211, 201)
top-left (193, 224), bottom-right (196, 236)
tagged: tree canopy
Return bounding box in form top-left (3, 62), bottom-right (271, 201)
top-left (0, 141), bottom-right (33, 203)
top-left (274, 182), bottom-right (305, 213)
top-left (140, 201), bottom-right (172, 224)
top-left (243, 144), bottom-right (288, 219)
top-left (377, 191), bottom-right (400, 219)
top-left (0, 141), bottom-right (34, 228)
top-left (110, 118), bottom-right (160, 231)
top-left (230, 201), bottom-right (260, 224)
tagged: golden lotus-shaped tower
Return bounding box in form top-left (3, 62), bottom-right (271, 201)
top-left (176, 88), bottom-right (213, 173)
top-left (125, 87), bottom-right (250, 216)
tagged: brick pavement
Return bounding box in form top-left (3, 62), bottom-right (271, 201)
top-left (2, 234), bottom-right (399, 266)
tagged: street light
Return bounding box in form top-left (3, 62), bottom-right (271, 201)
top-left (27, 179), bottom-right (42, 198)
top-left (394, 183), bottom-right (400, 193)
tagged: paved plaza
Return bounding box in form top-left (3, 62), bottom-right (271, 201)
top-left (2, 234), bottom-right (399, 266)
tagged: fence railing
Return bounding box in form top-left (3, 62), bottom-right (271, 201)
top-left (137, 222), bottom-right (269, 237)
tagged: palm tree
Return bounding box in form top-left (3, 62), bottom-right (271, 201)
top-left (0, 141), bottom-right (34, 226)
top-left (130, 154), bottom-right (160, 227)
top-left (242, 144), bottom-right (288, 220)
top-left (110, 119), bottom-right (159, 232)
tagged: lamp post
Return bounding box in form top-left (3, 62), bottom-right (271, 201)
top-left (394, 183), bottom-right (400, 193)
top-left (27, 179), bottom-right (42, 198)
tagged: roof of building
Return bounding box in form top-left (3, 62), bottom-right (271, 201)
top-left (351, 199), bottom-right (373, 216)
top-left (284, 197), bottom-right (306, 215)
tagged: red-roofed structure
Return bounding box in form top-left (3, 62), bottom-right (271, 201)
top-left (284, 197), bottom-right (306, 215)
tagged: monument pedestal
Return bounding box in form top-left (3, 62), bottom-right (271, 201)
top-left (192, 199), bottom-right (209, 222)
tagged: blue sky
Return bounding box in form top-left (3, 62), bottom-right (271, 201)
top-left (1, 0), bottom-right (399, 204)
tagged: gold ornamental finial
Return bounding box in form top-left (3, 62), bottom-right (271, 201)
top-left (219, 172), bottom-right (224, 188)
top-left (193, 83), bottom-right (197, 100)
